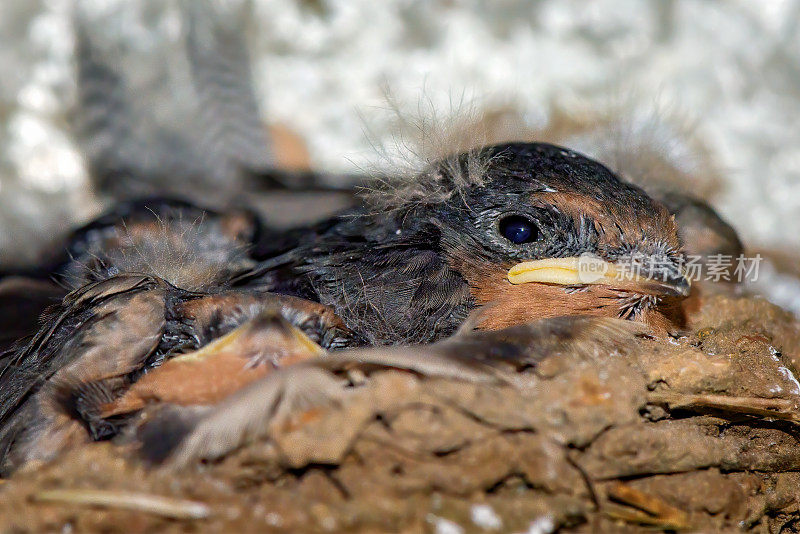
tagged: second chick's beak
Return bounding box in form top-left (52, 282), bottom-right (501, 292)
top-left (507, 253), bottom-right (691, 298)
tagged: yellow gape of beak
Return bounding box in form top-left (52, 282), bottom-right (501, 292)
top-left (507, 255), bottom-right (691, 297)
top-left (507, 257), bottom-right (618, 285)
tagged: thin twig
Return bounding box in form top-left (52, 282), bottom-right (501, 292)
top-left (31, 489), bottom-right (211, 520)
top-left (648, 392), bottom-right (800, 423)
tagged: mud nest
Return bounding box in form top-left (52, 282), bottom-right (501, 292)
top-left (1, 291), bottom-right (800, 533)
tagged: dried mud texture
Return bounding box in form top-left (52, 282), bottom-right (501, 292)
top-left (1, 291), bottom-right (800, 533)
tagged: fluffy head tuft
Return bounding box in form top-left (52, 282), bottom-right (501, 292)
top-left (60, 201), bottom-right (258, 292)
top-left (359, 94), bottom-right (722, 213)
top-left (359, 94), bottom-right (511, 212)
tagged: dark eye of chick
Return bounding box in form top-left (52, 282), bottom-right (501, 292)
top-left (499, 215), bottom-right (539, 244)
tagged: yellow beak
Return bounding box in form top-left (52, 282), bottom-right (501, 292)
top-left (507, 256), bottom-right (691, 297)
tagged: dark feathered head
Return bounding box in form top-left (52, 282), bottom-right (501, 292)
top-left (350, 142), bottom-right (689, 337)
top-left (424, 144), bottom-right (689, 327)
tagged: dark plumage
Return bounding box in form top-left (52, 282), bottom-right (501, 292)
top-left (0, 275), bottom-right (164, 473)
top-left (248, 142), bottom-right (688, 344)
top-left (0, 1), bottom-right (749, 476)
top-left (0, 272), bottom-right (353, 475)
top-left (0, 138), bottom-right (741, 473)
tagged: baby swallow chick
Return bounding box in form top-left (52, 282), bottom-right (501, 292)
top-left (250, 141), bottom-right (691, 344)
top-left (0, 142), bottom-right (695, 473)
top-left (125, 141), bottom-right (700, 465)
top-left (0, 199), bottom-right (352, 475)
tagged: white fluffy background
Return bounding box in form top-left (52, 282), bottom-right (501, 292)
top-left (0, 1), bottom-right (798, 299)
